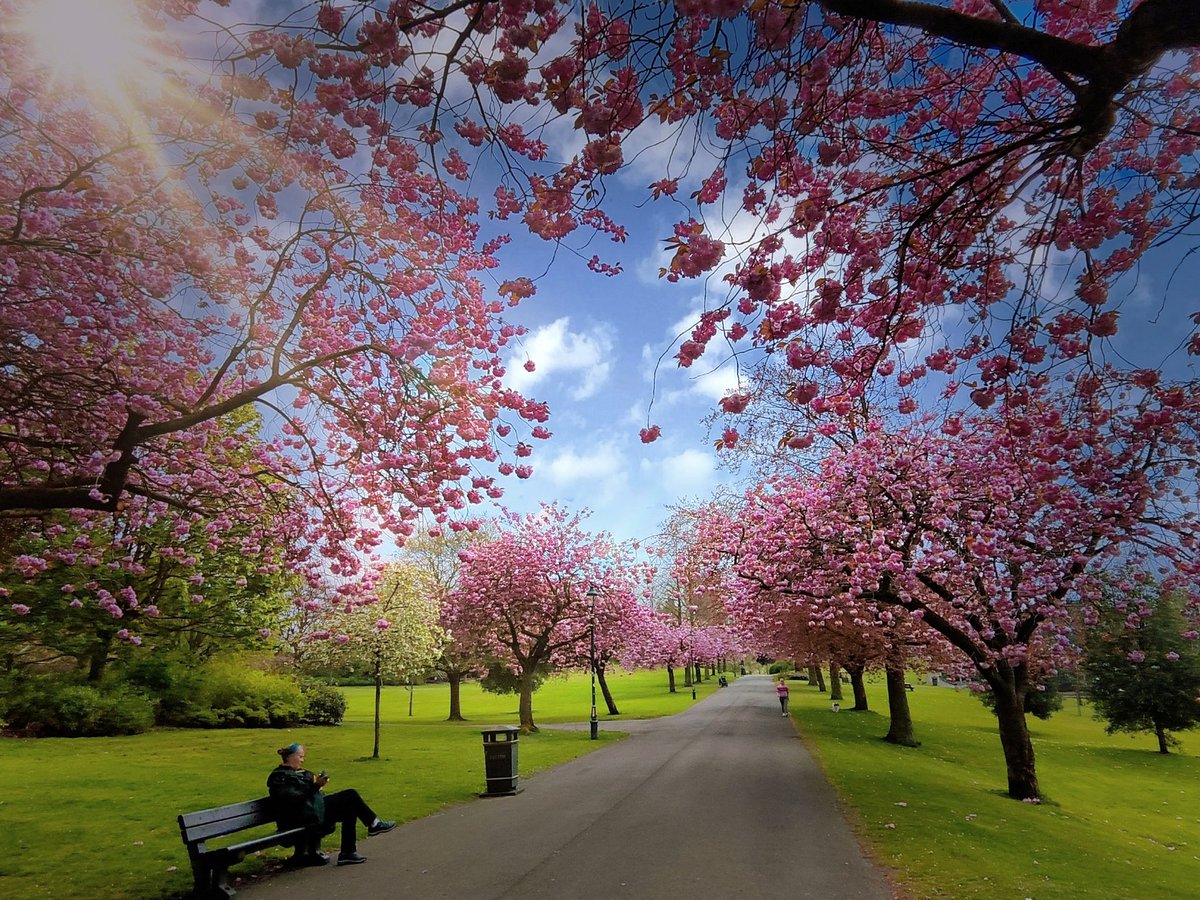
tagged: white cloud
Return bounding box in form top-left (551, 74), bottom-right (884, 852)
top-left (505, 317), bottom-right (613, 400)
top-left (542, 442), bottom-right (624, 486)
top-left (646, 448), bottom-right (716, 497)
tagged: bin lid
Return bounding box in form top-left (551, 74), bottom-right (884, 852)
top-left (481, 725), bottom-right (520, 737)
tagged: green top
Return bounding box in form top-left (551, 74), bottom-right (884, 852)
top-left (266, 765), bottom-right (325, 828)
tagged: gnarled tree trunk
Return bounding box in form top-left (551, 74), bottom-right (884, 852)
top-left (988, 666), bottom-right (1039, 799)
top-left (597, 662), bottom-right (619, 715)
top-left (1155, 721), bottom-right (1170, 754)
top-left (883, 667), bottom-right (918, 746)
top-left (847, 664), bottom-right (869, 711)
top-left (809, 664), bottom-right (826, 692)
top-left (447, 671), bottom-right (465, 721)
top-left (829, 663), bottom-right (844, 701)
top-left (518, 668), bottom-right (538, 733)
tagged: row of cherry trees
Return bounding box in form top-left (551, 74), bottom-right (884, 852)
top-left (295, 505), bottom-right (743, 734)
top-left (7, 1), bottom-right (1198, 612)
top-left (4, 1), bottom-right (1198, 796)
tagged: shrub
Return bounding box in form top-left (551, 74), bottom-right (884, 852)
top-left (0, 678), bottom-right (154, 737)
top-left (189, 657), bottom-right (306, 728)
top-left (301, 681), bottom-right (347, 726)
top-left (767, 661), bottom-right (794, 675)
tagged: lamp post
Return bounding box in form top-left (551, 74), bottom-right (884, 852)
top-left (586, 585), bottom-right (599, 740)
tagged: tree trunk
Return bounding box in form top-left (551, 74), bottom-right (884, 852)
top-left (809, 665), bottom-right (826, 692)
top-left (1156, 721), bottom-right (1170, 754)
top-left (683, 663), bottom-right (693, 688)
top-left (848, 664), bottom-right (868, 711)
top-left (990, 679), bottom-right (1040, 799)
top-left (407, 682), bottom-right (414, 717)
top-left (87, 632), bottom-right (114, 682)
top-left (447, 671), bottom-right (465, 721)
top-left (597, 663), bottom-right (620, 715)
top-left (694, 662), bottom-right (703, 683)
top-left (829, 663), bottom-right (844, 701)
top-left (518, 668), bottom-right (538, 733)
top-left (667, 664), bottom-right (676, 693)
top-left (883, 667), bottom-right (918, 746)
top-left (372, 672), bottom-right (382, 760)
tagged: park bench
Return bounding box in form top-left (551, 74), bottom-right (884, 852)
top-left (178, 797), bottom-right (308, 898)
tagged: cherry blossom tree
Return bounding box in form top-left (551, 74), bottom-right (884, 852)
top-left (730, 403), bottom-right (1199, 800)
top-left (449, 504), bottom-right (643, 732)
top-left (1, 0), bottom-right (549, 616)
top-left (619, 610), bottom-right (691, 693)
top-left (9, 0), bottom-right (1200, 657)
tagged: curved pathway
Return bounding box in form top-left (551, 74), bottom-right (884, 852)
top-left (243, 674), bottom-right (894, 899)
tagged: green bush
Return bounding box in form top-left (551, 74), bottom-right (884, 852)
top-left (189, 656), bottom-right (306, 728)
top-left (0, 678), bottom-right (154, 737)
top-left (767, 661), bottom-right (794, 675)
top-left (301, 681), bottom-right (347, 726)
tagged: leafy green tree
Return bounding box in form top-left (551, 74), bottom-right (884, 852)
top-left (306, 564), bottom-right (442, 758)
top-left (1085, 589), bottom-right (1200, 754)
top-left (0, 511), bottom-right (294, 680)
top-left (399, 528), bottom-right (490, 721)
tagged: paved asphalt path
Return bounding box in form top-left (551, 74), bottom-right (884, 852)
top-left (243, 674), bottom-right (894, 900)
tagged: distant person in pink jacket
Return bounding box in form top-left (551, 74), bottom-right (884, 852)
top-left (776, 677), bottom-right (790, 716)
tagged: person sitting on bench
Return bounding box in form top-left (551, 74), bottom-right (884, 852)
top-left (267, 743), bottom-right (396, 867)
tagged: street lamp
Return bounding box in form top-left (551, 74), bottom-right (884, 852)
top-left (585, 586), bottom-right (599, 740)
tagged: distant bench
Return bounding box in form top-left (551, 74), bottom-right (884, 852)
top-left (178, 797), bottom-right (308, 898)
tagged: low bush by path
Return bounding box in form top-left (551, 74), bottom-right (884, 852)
top-left (792, 679), bottom-right (1199, 899)
top-left (0, 667), bottom-right (720, 898)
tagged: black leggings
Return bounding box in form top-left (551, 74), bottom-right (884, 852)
top-left (301, 789), bottom-right (377, 855)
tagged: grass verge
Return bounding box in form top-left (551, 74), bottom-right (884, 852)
top-left (791, 679), bottom-right (1199, 899)
top-left (0, 667), bottom-right (720, 898)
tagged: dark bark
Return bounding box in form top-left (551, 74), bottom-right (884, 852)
top-left (1156, 722), bottom-right (1170, 754)
top-left (667, 664), bottom-right (676, 693)
top-left (86, 632), bottom-right (113, 683)
top-left (683, 662), bottom-right (693, 688)
top-left (847, 664), bottom-right (869, 711)
top-left (809, 664), bottom-right (826, 692)
top-left (988, 672), bottom-right (1040, 800)
top-left (597, 663), bottom-right (619, 716)
top-left (372, 672), bottom-right (382, 759)
top-left (518, 668), bottom-right (538, 733)
top-left (883, 667), bottom-right (918, 746)
top-left (829, 663), bottom-right (844, 701)
top-left (446, 672), bottom-right (464, 721)
top-left (820, 0), bottom-right (1200, 156)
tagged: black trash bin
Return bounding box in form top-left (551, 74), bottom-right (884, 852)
top-left (480, 726), bottom-right (520, 796)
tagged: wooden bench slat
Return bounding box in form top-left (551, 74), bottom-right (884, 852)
top-left (182, 812), bottom-right (275, 843)
top-left (180, 798), bottom-right (273, 831)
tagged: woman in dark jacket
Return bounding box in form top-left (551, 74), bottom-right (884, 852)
top-left (267, 743), bottom-right (395, 866)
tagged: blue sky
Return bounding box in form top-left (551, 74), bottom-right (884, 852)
top-left (481, 187), bottom-right (745, 546)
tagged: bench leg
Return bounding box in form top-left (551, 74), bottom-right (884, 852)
top-left (208, 862), bottom-right (237, 899)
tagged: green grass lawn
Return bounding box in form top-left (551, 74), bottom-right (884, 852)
top-left (790, 679), bottom-right (1199, 900)
top-left (4, 669), bottom-right (1196, 899)
top-left (0, 668), bottom-right (717, 898)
